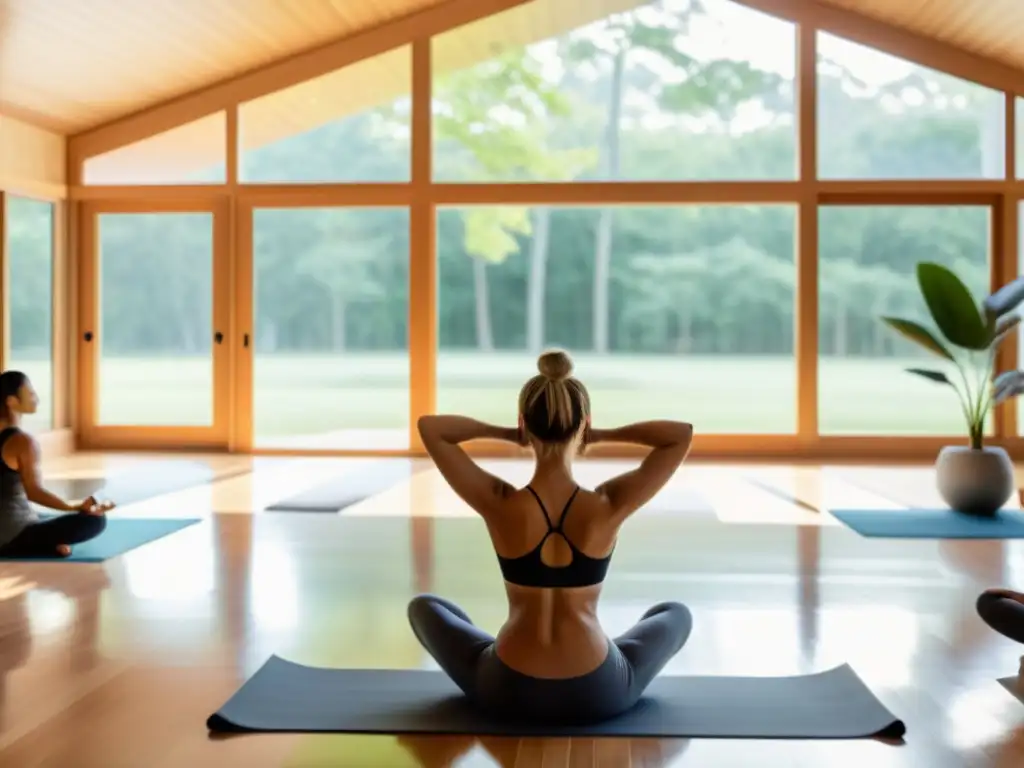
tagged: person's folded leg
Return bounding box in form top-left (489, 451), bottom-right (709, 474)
top-left (0, 513), bottom-right (106, 557)
top-left (614, 601), bottom-right (693, 699)
top-left (407, 594), bottom-right (494, 697)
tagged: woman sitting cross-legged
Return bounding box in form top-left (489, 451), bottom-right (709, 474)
top-left (409, 349), bottom-right (695, 725)
top-left (0, 371), bottom-right (113, 559)
top-left (977, 589), bottom-right (1024, 675)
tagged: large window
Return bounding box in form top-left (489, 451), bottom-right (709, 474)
top-left (431, 0), bottom-right (796, 182)
top-left (1017, 97), bottom-right (1023, 179)
top-left (818, 206), bottom-right (990, 435)
top-left (97, 213), bottom-right (215, 426)
top-left (252, 207), bottom-right (410, 449)
top-left (436, 205), bottom-right (797, 433)
top-left (4, 196), bottom-right (54, 432)
top-left (83, 112), bottom-right (227, 185)
top-left (817, 34), bottom-right (1004, 180)
top-left (239, 48), bottom-right (411, 183)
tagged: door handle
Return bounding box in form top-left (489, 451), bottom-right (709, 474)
top-left (214, 331), bottom-right (223, 344)
top-left (243, 333), bottom-right (250, 348)
top-left (83, 331), bottom-right (93, 342)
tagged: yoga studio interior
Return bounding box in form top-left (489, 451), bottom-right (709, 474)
top-left (6, 0), bottom-right (1024, 765)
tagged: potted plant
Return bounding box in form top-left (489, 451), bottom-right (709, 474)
top-left (882, 262), bottom-right (1024, 516)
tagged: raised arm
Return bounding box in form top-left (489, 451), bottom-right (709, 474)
top-left (417, 415), bottom-right (520, 515)
top-left (9, 433), bottom-right (76, 512)
top-left (592, 420), bottom-right (694, 521)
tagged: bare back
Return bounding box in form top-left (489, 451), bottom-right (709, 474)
top-left (486, 482), bottom-right (621, 678)
top-left (416, 415), bottom-right (694, 679)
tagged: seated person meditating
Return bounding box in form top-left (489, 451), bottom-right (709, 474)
top-left (977, 588), bottom-right (1024, 674)
top-left (410, 350), bottom-right (695, 724)
top-left (0, 371), bottom-right (113, 558)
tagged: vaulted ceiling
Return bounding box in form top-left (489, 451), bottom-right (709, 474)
top-left (1, 0), bottom-right (1022, 137)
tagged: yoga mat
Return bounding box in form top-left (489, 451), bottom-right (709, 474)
top-left (41, 462), bottom-right (249, 511)
top-left (831, 508), bottom-right (1024, 539)
top-left (0, 517), bottom-right (201, 562)
top-left (208, 657), bottom-right (905, 740)
top-left (102, 462), bottom-right (248, 506)
top-left (266, 461), bottom-right (413, 513)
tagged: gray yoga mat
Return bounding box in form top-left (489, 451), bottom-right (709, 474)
top-left (207, 656), bottom-right (906, 739)
top-left (265, 460), bottom-right (414, 513)
top-left (41, 462), bottom-right (248, 510)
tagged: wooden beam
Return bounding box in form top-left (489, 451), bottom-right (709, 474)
top-left (796, 23), bottom-right (818, 444)
top-left (67, 0), bottom-right (533, 163)
top-left (433, 181), bottom-right (801, 205)
top-left (409, 38), bottom-right (436, 453)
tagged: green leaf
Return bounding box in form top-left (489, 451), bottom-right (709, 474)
top-left (905, 368), bottom-right (953, 386)
top-left (880, 317), bottom-right (955, 360)
top-left (916, 262), bottom-right (989, 350)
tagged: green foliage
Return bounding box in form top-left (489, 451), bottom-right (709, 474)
top-left (5, 0), bottom-right (1009, 442)
top-left (879, 318), bottom-right (953, 360)
top-left (463, 208), bottom-right (531, 263)
top-left (882, 262), bottom-right (1024, 448)
top-left (916, 263), bottom-right (989, 349)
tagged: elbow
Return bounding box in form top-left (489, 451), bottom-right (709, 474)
top-left (670, 422), bottom-right (694, 449)
top-left (417, 415), bottom-right (438, 440)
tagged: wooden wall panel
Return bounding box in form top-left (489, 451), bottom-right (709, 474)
top-left (0, 116), bottom-right (66, 199)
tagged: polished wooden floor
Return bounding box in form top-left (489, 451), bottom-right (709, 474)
top-left (1, 453), bottom-right (1023, 766)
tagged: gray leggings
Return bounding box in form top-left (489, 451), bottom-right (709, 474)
top-left (407, 594), bottom-right (692, 725)
top-left (977, 591), bottom-right (1024, 644)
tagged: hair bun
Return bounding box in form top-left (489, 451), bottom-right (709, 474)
top-left (537, 349), bottom-right (574, 382)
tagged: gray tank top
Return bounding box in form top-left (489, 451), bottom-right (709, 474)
top-left (0, 428), bottom-right (40, 547)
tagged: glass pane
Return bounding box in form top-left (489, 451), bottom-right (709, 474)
top-left (817, 33), bottom-right (1004, 180)
top-left (240, 48), bottom-right (411, 183)
top-left (1017, 97), bottom-right (1023, 179)
top-left (818, 206), bottom-right (990, 435)
top-left (1019, 202), bottom-right (1024, 435)
top-left (97, 213), bottom-right (214, 426)
top-left (83, 113), bottom-right (227, 185)
top-left (436, 205), bottom-right (796, 433)
top-left (4, 196), bottom-right (53, 432)
top-left (252, 207), bottom-right (410, 448)
top-left (431, 0), bottom-right (795, 182)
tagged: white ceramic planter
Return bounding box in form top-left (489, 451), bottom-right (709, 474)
top-left (935, 445), bottom-right (1014, 517)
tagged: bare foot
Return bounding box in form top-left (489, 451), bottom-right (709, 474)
top-left (55, 544), bottom-right (71, 558)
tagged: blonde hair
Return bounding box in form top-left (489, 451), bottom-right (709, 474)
top-left (518, 349), bottom-right (590, 447)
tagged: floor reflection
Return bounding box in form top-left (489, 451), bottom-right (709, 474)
top-left (0, 457), bottom-right (1021, 766)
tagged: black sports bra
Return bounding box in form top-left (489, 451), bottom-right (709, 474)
top-left (496, 485), bottom-right (614, 589)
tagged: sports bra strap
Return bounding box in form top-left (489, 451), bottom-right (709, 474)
top-left (525, 486), bottom-right (553, 530)
top-left (557, 486), bottom-right (581, 531)
top-left (525, 485), bottom-right (581, 533)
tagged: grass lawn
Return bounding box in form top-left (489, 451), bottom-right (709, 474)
top-left (11, 352), bottom-right (978, 446)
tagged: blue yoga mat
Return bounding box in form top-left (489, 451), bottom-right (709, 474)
top-left (831, 508), bottom-right (1024, 539)
top-left (0, 517), bottom-right (201, 562)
